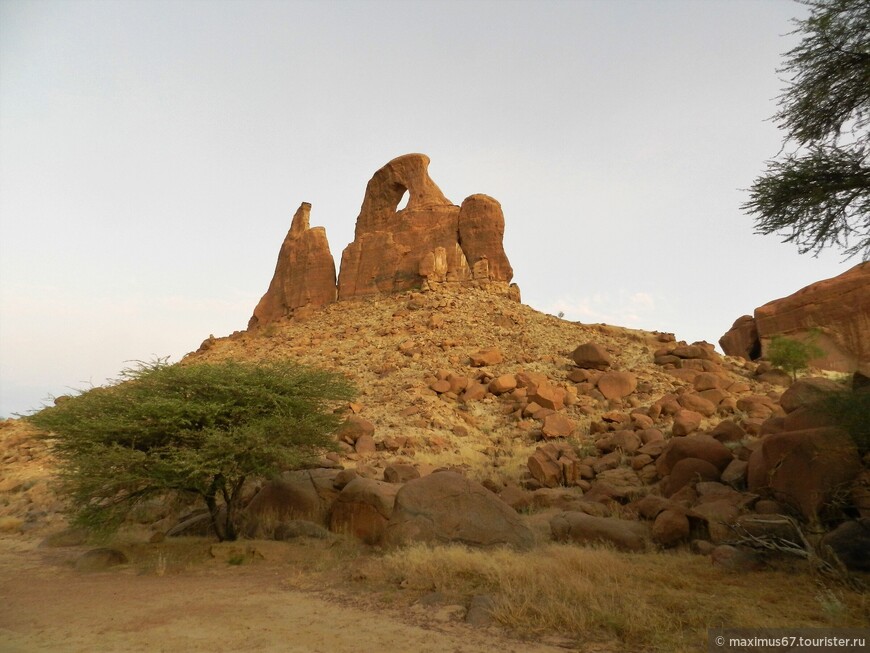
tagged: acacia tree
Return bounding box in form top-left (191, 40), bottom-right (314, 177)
top-left (28, 359), bottom-right (355, 541)
top-left (744, 0), bottom-right (870, 260)
top-left (767, 334), bottom-right (825, 380)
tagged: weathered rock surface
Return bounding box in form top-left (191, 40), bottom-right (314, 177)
top-left (245, 469), bottom-right (340, 527)
top-left (337, 154), bottom-right (514, 299)
top-left (719, 262), bottom-right (870, 375)
top-left (329, 477), bottom-right (400, 545)
top-left (249, 203), bottom-right (337, 328)
top-left (747, 427), bottom-right (861, 523)
top-left (383, 471), bottom-right (534, 549)
top-left (821, 518), bottom-right (870, 571)
top-left (719, 315), bottom-right (760, 360)
top-left (550, 511), bottom-right (649, 551)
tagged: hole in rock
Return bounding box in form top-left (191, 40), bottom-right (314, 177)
top-left (396, 189), bottom-right (409, 211)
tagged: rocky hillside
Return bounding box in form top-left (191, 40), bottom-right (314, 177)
top-left (2, 153), bottom-right (867, 570)
top-left (182, 283), bottom-right (868, 564)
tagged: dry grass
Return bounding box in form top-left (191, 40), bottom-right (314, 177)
top-left (376, 543), bottom-right (870, 652)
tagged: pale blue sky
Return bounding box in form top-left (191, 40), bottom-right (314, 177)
top-left (0, 0), bottom-right (850, 416)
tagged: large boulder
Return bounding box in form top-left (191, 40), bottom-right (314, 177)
top-left (245, 469), bottom-right (340, 527)
top-left (655, 434), bottom-right (733, 477)
top-left (747, 427), bottom-right (862, 523)
top-left (719, 315), bottom-right (760, 360)
top-left (779, 377), bottom-right (842, 414)
top-left (382, 471), bottom-right (534, 549)
top-left (720, 262), bottom-right (870, 375)
top-left (550, 511), bottom-right (649, 551)
top-left (821, 519), bottom-right (870, 571)
top-left (248, 202), bottom-right (337, 328)
top-left (337, 154), bottom-right (514, 299)
top-left (329, 477), bottom-right (400, 545)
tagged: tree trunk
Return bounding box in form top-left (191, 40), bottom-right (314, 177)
top-left (220, 476), bottom-right (246, 542)
top-left (204, 476), bottom-right (225, 541)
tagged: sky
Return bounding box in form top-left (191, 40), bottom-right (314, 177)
top-left (0, 0), bottom-right (855, 417)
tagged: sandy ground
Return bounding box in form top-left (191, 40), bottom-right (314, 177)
top-left (0, 537), bottom-right (575, 653)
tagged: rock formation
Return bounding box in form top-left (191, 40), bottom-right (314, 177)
top-left (248, 154), bottom-right (517, 328)
top-left (337, 153), bottom-right (514, 299)
top-left (248, 203), bottom-right (337, 328)
top-left (719, 262), bottom-right (870, 375)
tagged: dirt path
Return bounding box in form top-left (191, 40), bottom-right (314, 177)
top-left (0, 538), bottom-right (574, 653)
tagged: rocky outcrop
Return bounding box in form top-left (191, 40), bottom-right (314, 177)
top-left (247, 155), bottom-right (517, 329)
top-left (337, 154), bottom-right (514, 299)
top-left (249, 203), bottom-right (337, 328)
top-left (719, 262), bottom-right (870, 375)
top-left (718, 315), bottom-right (759, 360)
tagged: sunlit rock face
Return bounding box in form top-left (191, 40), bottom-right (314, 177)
top-left (337, 153), bottom-right (514, 299)
top-left (249, 154), bottom-right (518, 328)
top-left (719, 262), bottom-right (869, 376)
top-left (248, 202), bottom-right (337, 328)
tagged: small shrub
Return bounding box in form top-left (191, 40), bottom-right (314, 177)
top-left (767, 334), bottom-right (824, 381)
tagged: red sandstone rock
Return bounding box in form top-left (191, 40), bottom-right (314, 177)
top-left (571, 343), bottom-right (612, 370)
top-left (337, 154), bottom-right (515, 300)
top-left (457, 194), bottom-right (513, 282)
top-left (469, 347), bottom-right (504, 367)
top-left (719, 315), bottom-right (759, 360)
top-left (747, 427), bottom-right (861, 523)
top-left (720, 263), bottom-right (870, 375)
top-left (596, 371), bottom-right (637, 401)
top-left (249, 203), bottom-right (337, 327)
top-left (541, 413), bottom-right (576, 438)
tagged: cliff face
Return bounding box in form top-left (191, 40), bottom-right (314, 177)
top-left (249, 154), bottom-right (517, 328)
top-left (719, 262), bottom-right (870, 375)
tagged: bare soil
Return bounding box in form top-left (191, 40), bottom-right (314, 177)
top-left (0, 536), bottom-right (573, 653)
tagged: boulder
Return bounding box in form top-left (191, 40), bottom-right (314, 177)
top-left (528, 442), bottom-right (579, 487)
top-left (779, 377), bottom-right (842, 414)
top-left (488, 374), bottom-right (517, 395)
top-left (747, 427), bottom-right (861, 523)
top-left (663, 457), bottom-right (721, 497)
top-left (330, 477), bottom-right (400, 545)
top-left (383, 463), bottom-right (421, 484)
top-left (652, 509), bottom-right (691, 547)
top-left (719, 315), bottom-right (760, 360)
top-left (571, 343), bottom-right (612, 370)
top-left (656, 434), bottom-right (733, 476)
top-left (75, 548), bottom-right (128, 572)
top-left (596, 372), bottom-right (637, 401)
top-left (710, 419), bottom-right (745, 443)
top-left (541, 413), bottom-right (576, 438)
top-left (383, 472), bottom-right (534, 549)
top-left (245, 469), bottom-right (340, 526)
top-left (248, 202), bottom-right (337, 328)
top-left (469, 347), bottom-right (504, 367)
top-left (821, 519), bottom-right (870, 571)
top-left (527, 382), bottom-right (565, 411)
top-left (550, 511), bottom-right (649, 551)
top-left (672, 410), bottom-right (704, 436)
top-left (691, 500), bottom-right (740, 542)
top-left (677, 393), bottom-right (716, 417)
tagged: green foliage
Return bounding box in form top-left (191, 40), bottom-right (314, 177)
top-left (744, 0), bottom-right (870, 260)
top-left (27, 359), bottom-right (355, 541)
top-left (767, 334), bottom-right (825, 380)
top-left (815, 388), bottom-right (870, 454)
